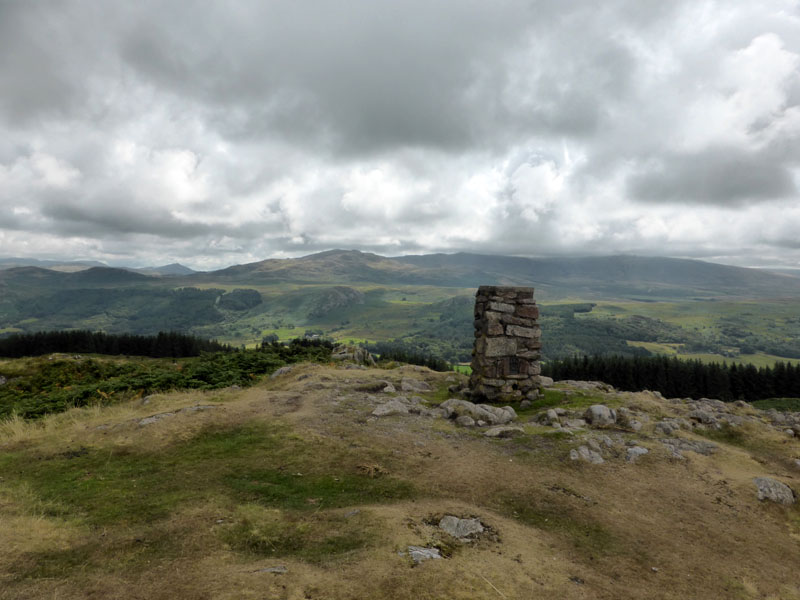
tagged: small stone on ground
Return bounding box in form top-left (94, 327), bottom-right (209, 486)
top-left (407, 546), bottom-right (442, 563)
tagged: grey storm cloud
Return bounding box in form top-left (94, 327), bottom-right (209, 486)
top-left (1, 0), bottom-right (800, 269)
top-left (628, 147), bottom-right (798, 205)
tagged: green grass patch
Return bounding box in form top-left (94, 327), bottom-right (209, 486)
top-left (226, 470), bottom-right (414, 511)
top-left (695, 423), bottom-right (749, 447)
top-left (521, 388), bottom-right (613, 414)
top-left (751, 397), bottom-right (800, 412)
top-left (502, 496), bottom-right (619, 558)
top-left (421, 381), bottom-right (455, 405)
top-left (223, 505), bottom-right (375, 563)
top-left (1, 423), bottom-right (415, 528)
top-left (10, 528), bottom-right (181, 581)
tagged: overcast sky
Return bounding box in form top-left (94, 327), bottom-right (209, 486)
top-left (1, 0), bottom-right (800, 270)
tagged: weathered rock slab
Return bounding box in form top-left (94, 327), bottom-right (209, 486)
top-left (754, 477), bottom-right (796, 505)
top-left (484, 426), bottom-right (525, 438)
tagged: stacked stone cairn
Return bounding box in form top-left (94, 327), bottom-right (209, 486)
top-left (469, 286), bottom-right (542, 403)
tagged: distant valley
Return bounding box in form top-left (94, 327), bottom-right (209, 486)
top-left (2, 250), bottom-right (800, 365)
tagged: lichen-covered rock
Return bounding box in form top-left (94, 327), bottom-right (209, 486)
top-left (584, 404), bottom-right (617, 427)
top-left (455, 415), bottom-right (475, 427)
top-left (753, 477), bottom-right (796, 505)
top-left (439, 516), bottom-right (484, 540)
top-left (655, 420), bottom-right (681, 435)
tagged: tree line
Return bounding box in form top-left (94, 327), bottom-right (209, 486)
top-left (0, 330), bottom-right (231, 358)
top-left (365, 340), bottom-right (452, 372)
top-left (542, 354), bottom-right (800, 401)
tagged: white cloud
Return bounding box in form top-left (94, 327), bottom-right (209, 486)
top-left (1, 0), bottom-right (800, 269)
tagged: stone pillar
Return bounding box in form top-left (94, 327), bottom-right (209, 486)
top-left (469, 286), bottom-right (542, 402)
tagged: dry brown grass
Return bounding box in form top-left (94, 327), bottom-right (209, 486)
top-left (2, 363), bottom-right (800, 599)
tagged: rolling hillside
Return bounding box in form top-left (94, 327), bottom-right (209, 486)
top-left (3, 250), bottom-right (800, 364)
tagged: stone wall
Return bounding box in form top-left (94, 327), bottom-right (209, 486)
top-left (469, 286), bottom-right (542, 402)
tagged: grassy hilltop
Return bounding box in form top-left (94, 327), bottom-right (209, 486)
top-left (1, 355), bottom-right (800, 599)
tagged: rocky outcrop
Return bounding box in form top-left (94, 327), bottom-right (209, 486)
top-left (331, 344), bottom-right (375, 366)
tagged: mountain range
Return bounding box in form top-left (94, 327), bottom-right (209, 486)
top-left (4, 249), bottom-right (800, 301)
top-left (0, 258), bottom-right (196, 277)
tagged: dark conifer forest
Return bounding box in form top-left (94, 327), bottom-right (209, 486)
top-left (543, 354), bottom-right (800, 401)
top-left (0, 330), bottom-right (230, 358)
